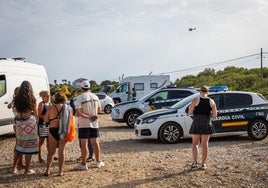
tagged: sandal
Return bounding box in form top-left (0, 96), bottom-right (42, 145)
top-left (58, 172), bottom-right (64, 176)
top-left (39, 158), bottom-right (45, 163)
top-left (44, 172), bottom-right (50, 176)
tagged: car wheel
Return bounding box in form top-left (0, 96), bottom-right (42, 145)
top-left (104, 105), bottom-right (112, 114)
top-left (159, 122), bottom-right (182, 144)
top-left (126, 111), bottom-right (142, 128)
top-left (248, 119), bottom-right (268, 140)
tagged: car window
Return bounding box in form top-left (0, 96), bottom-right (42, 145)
top-left (168, 90), bottom-right (194, 99)
top-left (223, 93), bottom-right (252, 108)
top-left (117, 83), bottom-right (128, 92)
top-left (209, 94), bottom-right (221, 108)
top-left (257, 94), bottom-right (268, 101)
top-left (151, 91), bottom-right (168, 101)
top-left (96, 94), bottom-right (105, 100)
top-left (170, 93), bottom-right (199, 109)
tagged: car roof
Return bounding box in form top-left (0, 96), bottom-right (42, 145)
top-left (171, 90), bottom-right (267, 109)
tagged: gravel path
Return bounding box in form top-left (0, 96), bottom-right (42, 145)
top-left (0, 113), bottom-right (267, 188)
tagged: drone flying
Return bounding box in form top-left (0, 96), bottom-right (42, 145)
top-left (189, 27), bottom-right (196, 31)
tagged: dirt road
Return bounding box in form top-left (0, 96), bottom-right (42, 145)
top-left (0, 114), bottom-right (267, 187)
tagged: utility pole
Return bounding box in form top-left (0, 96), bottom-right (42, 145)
top-left (261, 48), bottom-right (263, 82)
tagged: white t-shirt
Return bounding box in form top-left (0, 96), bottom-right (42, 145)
top-left (76, 92), bottom-right (101, 128)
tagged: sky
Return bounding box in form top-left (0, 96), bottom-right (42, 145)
top-left (1, 0), bottom-right (268, 84)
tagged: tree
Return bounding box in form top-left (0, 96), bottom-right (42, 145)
top-left (49, 66), bottom-right (268, 99)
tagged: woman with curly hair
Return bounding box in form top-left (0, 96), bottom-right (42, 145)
top-left (13, 80), bottom-right (38, 174)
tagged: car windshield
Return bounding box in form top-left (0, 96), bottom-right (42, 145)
top-left (170, 93), bottom-right (199, 109)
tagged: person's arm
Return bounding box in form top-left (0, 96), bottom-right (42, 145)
top-left (97, 106), bottom-right (101, 114)
top-left (76, 108), bottom-right (92, 118)
top-left (188, 98), bottom-right (198, 116)
top-left (44, 106), bottom-right (50, 124)
top-left (210, 100), bottom-right (218, 118)
top-left (97, 100), bottom-right (102, 114)
top-left (37, 102), bottom-right (44, 118)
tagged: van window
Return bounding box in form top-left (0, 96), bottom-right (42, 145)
top-left (0, 75), bottom-right (6, 97)
top-left (150, 83), bottom-right (158, 89)
top-left (134, 83), bottom-right (144, 91)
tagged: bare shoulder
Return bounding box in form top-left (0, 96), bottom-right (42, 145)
top-left (209, 98), bottom-right (216, 107)
top-left (38, 102), bottom-right (44, 109)
top-left (191, 97), bottom-right (199, 104)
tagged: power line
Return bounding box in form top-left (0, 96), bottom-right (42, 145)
top-left (161, 53), bottom-right (262, 75)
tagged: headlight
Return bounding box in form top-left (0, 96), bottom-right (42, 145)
top-left (114, 109), bottom-right (120, 115)
top-left (142, 117), bottom-right (158, 124)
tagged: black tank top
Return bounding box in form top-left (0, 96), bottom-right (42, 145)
top-left (38, 102), bottom-right (50, 125)
top-left (193, 97), bottom-right (212, 116)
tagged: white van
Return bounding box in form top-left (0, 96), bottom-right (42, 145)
top-left (0, 58), bottom-right (50, 135)
top-left (109, 75), bottom-right (170, 103)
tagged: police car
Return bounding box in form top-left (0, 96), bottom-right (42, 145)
top-left (111, 87), bottom-right (198, 127)
top-left (135, 91), bottom-right (268, 144)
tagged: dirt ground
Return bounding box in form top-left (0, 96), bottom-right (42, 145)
top-left (0, 113), bottom-right (267, 188)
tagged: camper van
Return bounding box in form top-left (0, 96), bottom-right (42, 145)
top-left (0, 58), bottom-right (50, 135)
top-left (109, 75), bottom-right (170, 103)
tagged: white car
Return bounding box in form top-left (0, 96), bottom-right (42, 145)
top-left (69, 93), bottom-right (115, 114)
top-left (135, 91), bottom-right (268, 144)
top-left (95, 93), bottom-right (115, 114)
top-left (111, 87), bottom-right (198, 127)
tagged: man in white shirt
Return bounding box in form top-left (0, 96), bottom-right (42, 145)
top-left (74, 80), bottom-right (105, 170)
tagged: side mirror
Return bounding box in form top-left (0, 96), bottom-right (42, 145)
top-left (149, 98), bottom-right (154, 104)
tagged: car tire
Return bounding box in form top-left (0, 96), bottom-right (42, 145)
top-left (126, 111), bottom-right (142, 128)
top-left (158, 122), bottom-right (182, 144)
top-left (104, 105), bottom-right (112, 114)
top-left (248, 119), bottom-right (268, 140)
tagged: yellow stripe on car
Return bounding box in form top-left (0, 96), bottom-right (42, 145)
top-left (222, 121), bottom-right (248, 127)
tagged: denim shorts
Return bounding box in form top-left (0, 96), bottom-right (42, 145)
top-left (78, 128), bottom-right (99, 139)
